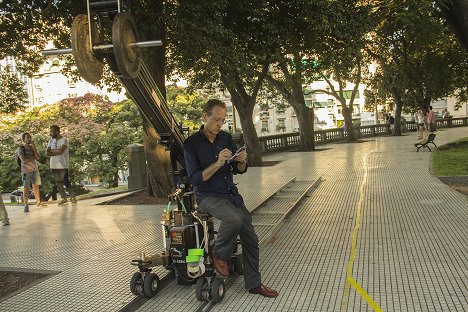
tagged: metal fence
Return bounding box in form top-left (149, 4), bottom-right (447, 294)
top-left (258, 117), bottom-right (468, 154)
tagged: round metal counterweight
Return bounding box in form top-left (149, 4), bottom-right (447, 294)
top-left (71, 14), bottom-right (104, 84)
top-left (112, 12), bottom-right (142, 79)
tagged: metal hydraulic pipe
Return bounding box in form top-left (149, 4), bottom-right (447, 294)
top-left (42, 48), bottom-right (73, 56)
top-left (41, 40), bottom-right (162, 56)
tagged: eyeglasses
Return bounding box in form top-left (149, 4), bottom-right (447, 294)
top-left (209, 116), bottom-right (226, 125)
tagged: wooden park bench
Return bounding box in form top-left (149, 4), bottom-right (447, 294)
top-left (415, 133), bottom-right (437, 152)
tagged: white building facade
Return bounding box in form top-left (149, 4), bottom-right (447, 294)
top-left (1, 56), bottom-right (126, 108)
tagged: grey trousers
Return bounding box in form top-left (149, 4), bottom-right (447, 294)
top-left (51, 169), bottom-right (75, 200)
top-left (198, 196), bottom-right (261, 289)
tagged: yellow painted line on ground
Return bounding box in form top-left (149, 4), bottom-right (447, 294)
top-left (348, 276), bottom-right (384, 312)
top-left (342, 149), bottom-right (383, 312)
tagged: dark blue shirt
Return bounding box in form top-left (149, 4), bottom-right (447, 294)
top-left (183, 126), bottom-right (247, 207)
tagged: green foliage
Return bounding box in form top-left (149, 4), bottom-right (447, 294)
top-left (365, 0), bottom-right (468, 110)
top-left (165, 0), bottom-right (273, 90)
top-left (166, 84), bottom-right (209, 131)
top-left (0, 158), bottom-right (21, 192)
top-left (0, 94), bottom-right (142, 192)
top-left (0, 66), bottom-right (28, 114)
top-left (256, 87), bottom-right (287, 112)
top-left (74, 98), bottom-right (143, 187)
top-left (0, 1), bottom-right (85, 75)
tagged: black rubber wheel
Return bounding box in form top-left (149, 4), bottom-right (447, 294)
top-left (112, 12), bottom-right (141, 78)
top-left (210, 278), bottom-right (225, 303)
top-left (195, 277), bottom-right (208, 301)
top-left (71, 14), bottom-right (104, 83)
top-left (143, 273), bottom-right (160, 298)
top-left (235, 253), bottom-right (244, 275)
top-left (129, 272), bottom-right (144, 296)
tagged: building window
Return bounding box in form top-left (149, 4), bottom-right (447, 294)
top-left (261, 120), bottom-right (269, 133)
top-left (276, 118), bottom-right (286, 132)
top-left (260, 111), bottom-right (269, 120)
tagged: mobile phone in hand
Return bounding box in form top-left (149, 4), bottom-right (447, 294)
top-left (227, 146), bottom-right (247, 164)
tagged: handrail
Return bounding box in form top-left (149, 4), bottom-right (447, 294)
top-left (257, 117), bottom-right (468, 154)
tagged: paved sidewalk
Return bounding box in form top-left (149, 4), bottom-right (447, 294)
top-left (0, 128), bottom-right (467, 312)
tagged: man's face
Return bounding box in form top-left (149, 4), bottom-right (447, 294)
top-left (203, 106), bottom-right (227, 136)
top-left (50, 127), bottom-right (58, 138)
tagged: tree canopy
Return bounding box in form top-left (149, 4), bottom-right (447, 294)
top-left (1, 0), bottom-right (467, 157)
top-left (365, 0), bottom-right (468, 136)
top-left (166, 84), bottom-right (208, 132)
top-left (0, 94), bottom-right (142, 191)
top-left (264, 0), bottom-right (373, 144)
top-left (165, 0), bottom-right (278, 165)
top-left (0, 66), bottom-right (28, 114)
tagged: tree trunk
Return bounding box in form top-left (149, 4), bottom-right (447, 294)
top-left (288, 82), bottom-right (315, 151)
top-left (391, 87), bottom-right (403, 136)
top-left (342, 104), bottom-right (357, 141)
top-left (234, 100), bottom-right (263, 166)
top-left (143, 123), bottom-right (172, 197)
top-left (221, 63), bottom-right (269, 167)
top-left (422, 97), bottom-right (431, 108)
top-left (109, 158), bottom-right (119, 188)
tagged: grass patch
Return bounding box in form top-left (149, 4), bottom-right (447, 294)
top-left (432, 137), bottom-right (468, 176)
top-left (76, 185), bottom-right (128, 200)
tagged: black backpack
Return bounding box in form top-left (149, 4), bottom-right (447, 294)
top-left (17, 145), bottom-right (25, 173)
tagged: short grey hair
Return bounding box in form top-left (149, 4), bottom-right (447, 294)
top-left (202, 99), bottom-right (226, 115)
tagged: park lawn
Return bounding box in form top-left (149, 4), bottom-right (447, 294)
top-left (76, 185), bottom-right (128, 200)
top-left (432, 137), bottom-right (468, 176)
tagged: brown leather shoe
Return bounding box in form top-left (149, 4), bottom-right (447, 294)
top-left (210, 249), bottom-right (229, 278)
top-left (249, 284), bottom-right (279, 298)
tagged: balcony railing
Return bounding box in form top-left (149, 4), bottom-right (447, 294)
top-left (256, 117), bottom-right (468, 154)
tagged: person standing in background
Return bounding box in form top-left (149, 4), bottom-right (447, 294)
top-left (18, 132), bottom-right (46, 212)
top-left (388, 114), bottom-right (395, 134)
top-left (415, 108), bottom-right (426, 140)
top-left (47, 125), bottom-right (77, 205)
top-left (427, 106), bottom-right (436, 132)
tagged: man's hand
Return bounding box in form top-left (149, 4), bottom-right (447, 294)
top-left (30, 142), bottom-right (38, 152)
top-left (216, 148), bottom-right (232, 167)
top-left (235, 150), bottom-right (248, 163)
top-left (202, 148), bottom-right (232, 182)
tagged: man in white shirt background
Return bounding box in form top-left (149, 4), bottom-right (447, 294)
top-left (47, 125), bottom-right (77, 205)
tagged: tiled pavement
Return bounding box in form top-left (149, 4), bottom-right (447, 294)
top-left (0, 127), bottom-right (467, 312)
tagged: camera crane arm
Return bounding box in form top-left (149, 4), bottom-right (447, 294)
top-left (42, 0), bottom-right (187, 187)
